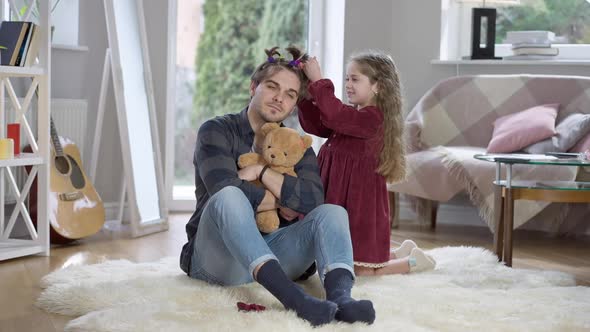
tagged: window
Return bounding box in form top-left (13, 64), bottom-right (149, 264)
top-left (497, 0), bottom-right (590, 44)
top-left (5, 0), bottom-right (80, 46)
top-left (440, 0), bottom-right (590, 60)
top-left (172, 0), bottom-right (310, 208)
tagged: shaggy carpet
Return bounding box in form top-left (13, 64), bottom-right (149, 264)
top-left (36, 246), bottom-right (590, 332)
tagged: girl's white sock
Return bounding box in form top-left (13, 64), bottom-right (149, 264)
top-left (408, 248), bottom-right (436, 273)
top-left (390, 239), bottom-right (417, 259)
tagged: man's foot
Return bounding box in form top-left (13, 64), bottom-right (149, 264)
top-left (334, 298), bottom-right (375, 324)
top-left (325, 269), bottom-right (375, 324)
top-left (409, 248), bottom-right (436, 273)
top-left (289, 290), bottom-right (338, 326)
top-left (257, 260), bottom-right (337, 326)
top-left (390, 239), bottom-right (418, 259)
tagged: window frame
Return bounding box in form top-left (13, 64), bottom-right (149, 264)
top-left (166, 0), bottom-right (336, 211)
top-left (440, 0), bottom-right (590, 61)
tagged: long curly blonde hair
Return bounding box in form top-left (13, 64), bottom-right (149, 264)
top-left (350, 51), bottom-right (406, 183)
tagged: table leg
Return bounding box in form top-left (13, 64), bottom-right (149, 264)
top-left (503, 187), bottom-right (515, 267)
top-left (493, 184), bottom-right (504, 261)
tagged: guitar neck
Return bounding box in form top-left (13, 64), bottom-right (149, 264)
top-left (50, 117), bottom-right (64, 157)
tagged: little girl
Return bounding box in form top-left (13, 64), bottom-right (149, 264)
top-left (298, 52), bottom-right (435, 276)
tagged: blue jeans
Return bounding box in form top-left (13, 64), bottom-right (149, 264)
top-left (189, 186), bottom-right (355, 286)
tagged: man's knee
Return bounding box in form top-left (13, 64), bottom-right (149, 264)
top-left (311, 204), bottom-right (349, 230)
top-left (207, 186), bottom-right (253, 223)
top-left (210, 186), bottom-right (245, 202)
top-left (209, 186), bottom-right (250, 209)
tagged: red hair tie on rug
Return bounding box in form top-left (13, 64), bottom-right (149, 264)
top-left (237, 302), bottom-right (266, 312)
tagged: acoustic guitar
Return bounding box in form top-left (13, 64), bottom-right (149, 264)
top-left (26, 118), bottom-right (105, 244)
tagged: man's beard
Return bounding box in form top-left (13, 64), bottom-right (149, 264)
top-left (260, 109), bottom-right (286, 123)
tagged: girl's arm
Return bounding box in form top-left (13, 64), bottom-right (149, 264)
top-left (297, 98), bottom-right (333, 138)
top-left (309, 79), bottom-right (383, 138)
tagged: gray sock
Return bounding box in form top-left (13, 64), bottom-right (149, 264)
top-left (257, 260), bottom-right (337, 326)
top-left (324, 268), bottom-right (375, 324)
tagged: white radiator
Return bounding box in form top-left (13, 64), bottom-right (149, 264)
top-left (3, 98), bottom-right (88, 204)
top-left (50, 98), bottom-right (89, 159)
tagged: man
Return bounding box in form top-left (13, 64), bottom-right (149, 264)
top-left (180, 47), bottom-right (375, 326)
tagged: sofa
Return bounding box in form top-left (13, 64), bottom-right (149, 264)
top-left (389, 74), bottom-right (590, 232)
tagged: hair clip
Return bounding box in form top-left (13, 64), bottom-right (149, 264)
top-left (267, 52), bottom-right (284, 63)
top-left (288, 54), bottom-right (306, 68)
top-left (288, 59), bottom-right (301, 67)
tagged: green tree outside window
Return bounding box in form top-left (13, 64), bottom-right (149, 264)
top-left (497, 0), bottom-right (590, 44)
top-left (193, 0), bottom-right (308, 127)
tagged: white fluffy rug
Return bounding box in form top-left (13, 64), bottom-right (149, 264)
top-left (36, 246), bottom-right (590, 332)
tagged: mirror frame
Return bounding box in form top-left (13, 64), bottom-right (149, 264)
top-left (103, 0), bottom-right (168, 237)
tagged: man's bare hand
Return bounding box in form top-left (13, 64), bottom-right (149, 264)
top-left (278, 206), bottom-right (299, 221)
top-left (238, 164), bottom-right (263, 182)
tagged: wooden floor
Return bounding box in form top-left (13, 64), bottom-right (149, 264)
top-left (1, 214), bottom-right (589, 332)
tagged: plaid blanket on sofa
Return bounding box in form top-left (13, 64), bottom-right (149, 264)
top-left (392, 75), bottom-right (590, 230)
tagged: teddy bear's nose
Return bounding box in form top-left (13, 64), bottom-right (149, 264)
top-left (270, 154), bottom-right (276, 159)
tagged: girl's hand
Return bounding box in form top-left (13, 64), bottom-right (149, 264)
top-left (302, 57), bottom-right (323, 82)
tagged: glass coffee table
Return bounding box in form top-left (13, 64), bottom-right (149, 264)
top-left (474, 154), bottom-right (590, 267)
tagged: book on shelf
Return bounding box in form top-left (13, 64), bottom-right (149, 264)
top-left (23, 25), bottom-right (40, 67)
top-left (0, 21), bottom-right (39, 67)
top-left (512, 47), bottom-right (559, 56)
top-left (15, 23), bottom-right (33, 66)
top-left (0, 21), bottom-right (29, 66)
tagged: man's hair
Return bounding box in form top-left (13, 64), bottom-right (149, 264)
top-left (251, 46), bottom-right (309, 100)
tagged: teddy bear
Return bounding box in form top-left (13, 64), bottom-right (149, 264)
top-left (238, 123), bottom-right (313, 233)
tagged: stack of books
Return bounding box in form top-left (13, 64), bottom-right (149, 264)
top-left (503, 31), bottom-right (559, 60)
top-left (0, 21), bottom-right (40, 67)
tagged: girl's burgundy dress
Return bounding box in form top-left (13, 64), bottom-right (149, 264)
top-left (298, 79), bottom-right (390, 267)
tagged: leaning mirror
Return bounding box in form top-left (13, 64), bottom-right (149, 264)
top-left (103, 0), bottom-right (168, 237)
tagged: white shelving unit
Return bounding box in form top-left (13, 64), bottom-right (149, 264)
top-left (0, 1), bottom-right (51, 261)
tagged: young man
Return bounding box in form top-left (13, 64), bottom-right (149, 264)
top-left (180, 47), bottom-right (375, 326)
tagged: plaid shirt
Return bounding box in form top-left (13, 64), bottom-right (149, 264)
top-left (180, 108), bottom-right (324, 274)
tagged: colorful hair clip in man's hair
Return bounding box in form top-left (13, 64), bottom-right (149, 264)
top-left (264, 46), bottom-right (308, 69)
top-left (286, 46), bottom-right (309, 69)
top-left (266, 47), bottom-right (283, 63)
top-left (288, 55), bottom-right (305, 68)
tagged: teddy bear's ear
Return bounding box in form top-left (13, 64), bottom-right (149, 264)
top-left (260, 123), bottom-right (280, 136)
top-left (301, 135), bottom-right (313, 149)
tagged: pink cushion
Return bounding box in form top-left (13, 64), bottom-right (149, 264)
top-left (569, 133), bottom-right (590, 153)
top-left (487, 104), bottom-right (559, 153)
